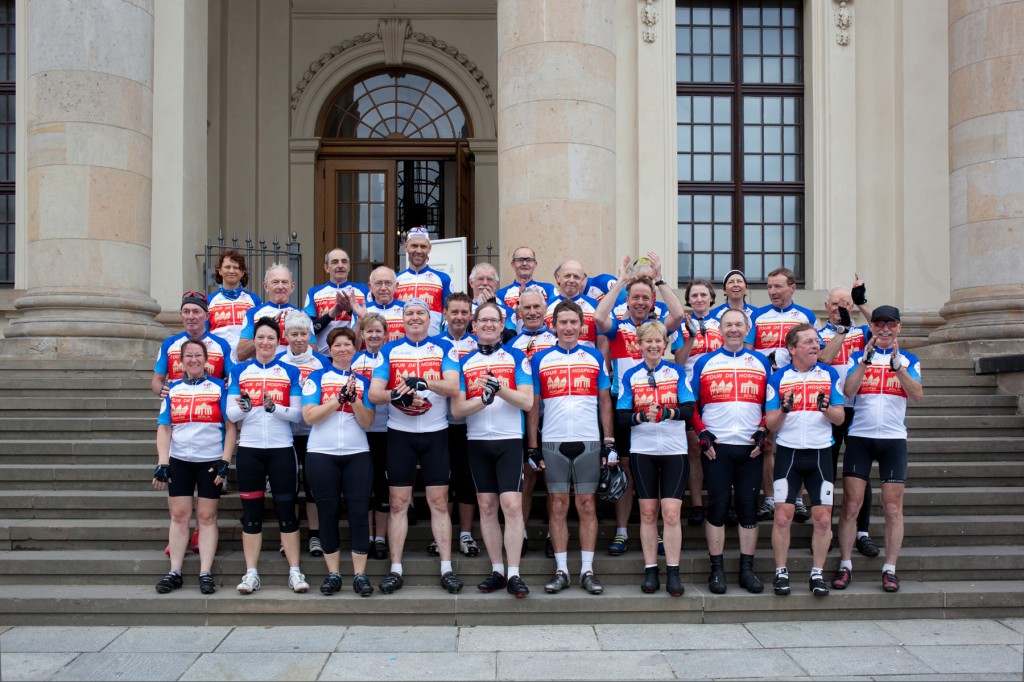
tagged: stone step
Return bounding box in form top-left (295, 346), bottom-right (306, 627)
top-left (0, 396), bottom-right (159, 418)
top-left (1, 545), bottom-right (1021, 587)
top-left (3, 514), bottom-right (1019, 551)
top-left (907, 394), bottom-right (1019, 416)
top-left (0, 417), bottom-right (155, 440)
top-left (4, 459), bottom-right (1020, 491)
top-left (0, 377), bottom-right (153, 392)
top-left (0, 579), bottom-right (1020, 626)
top-left (904, 415), bottom-right (1024, 438)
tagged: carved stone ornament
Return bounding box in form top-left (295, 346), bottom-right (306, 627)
top-left (641, 0), bottom-right (659, 43)
top-left (290, 22), bottom-right (495, 110)
top-left (834, 0), bottom-right (853, 47)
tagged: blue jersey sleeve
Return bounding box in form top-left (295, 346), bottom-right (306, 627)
top-left (846, 352), bottom-right (863, 378)
top-left (676, 368), bottom-right (696, 404)
top-left (512, 348), bottom-right (533, 388)
top-left (157, 387), bottom-right (173, 425)
top-left (765, 369), bottom-right (784, 410)
top-left (439, 339), bottom-right (460, 374)
top-left (218, 381), bottom-right (229, 420)
top-left (239, 308), bottom-right (257, 341)
top-left (616, 370), bottom-right (634, 410)
top-left (227, 365), bottom-right (244, 396)
top-left (372, 343), bottom-right (394, 383)
top-left (826, 364), bottom-right (844, 406)
top-left (356, 373), bottom-right (374, 409)
top-left (153, 335), bottom-right (175, 375)
top-left (303, 287), bottom-right (317, 317)
top-left (301, 370), bottom-right (323, 407)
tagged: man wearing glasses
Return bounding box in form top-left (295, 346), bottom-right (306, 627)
top-left (152, 291), bottom-right (232, 398)
top-left (832, 306), bottom-right (923, 594)
top-left (495, 247), bottom-right (555, 309)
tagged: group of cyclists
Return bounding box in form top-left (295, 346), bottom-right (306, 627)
top-left (151, 227), bottom-right (922, 599)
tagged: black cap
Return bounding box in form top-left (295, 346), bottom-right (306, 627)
top-left (180, 291), bottom-right (208, 312)
top-left (723, 269), bottom-right (747, 288)
top-left (871, 305), bottom-right (900, 323)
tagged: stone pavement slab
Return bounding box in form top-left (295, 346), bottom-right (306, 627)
top-left (662, 649), bottom-right (807, 680)
top-left (49, 652), bottom-right (198, 681)
top-left (104, 626), bottom-right (233, 653)
top-left (215, 625), bottom-right (345, 652)
top-left (784, 645), bottom-right (932, 677)
top-left (871, 675), bottom-right (1024, 681)
top-left (320, 652), bottom-right (496, 681)
top-left (179, 653), bottom-right (329, 681)
top-left (0, 653), bottom-right (77, 681)
top-left (496, 651), bottom-right (675, 680)
top-left (594, 623), bottom-right (759, 650)
top-left (459, 625), bottom-right (599, 652)
top-left (999, 618), bottom-right (1024, 636)
top-left (0, 626), bottom-right (126, 652)
top-left (337, 626), bottom-right (457, 653)
top-left (743, 620), bottom-right (899, 648)
top-left (875, 618), bottom-right (1024, 645)
top-left (902, 644), bottom-right (1024, 675)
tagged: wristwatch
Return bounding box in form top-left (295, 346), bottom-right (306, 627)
top-left (654, 279), bottom-right (666, 287)
top-left (833, 325), bottom-right (849, 334)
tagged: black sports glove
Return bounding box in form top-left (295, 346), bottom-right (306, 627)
top-left (816, 392), bottom-right (829, 411)
top-left (390, 390), bottom-right (414, 408)
top-left (404, 377), bottom-right (428, 392)
top-left (338, 383), bottom-right (356, 404)
top-left (889, 349), bottom-right (903, 372)
top-left (751, 428), bottom-right (768, 451)
top-left (263, 397), bottom-right (276, 413)
top-left (603, 443), bottom-right (619, 465)
top-left (213, 460), bottom-right (230, 479)
top-left (153, 463), bottom-right (171, 483)
top-left (239, 393), bottom-right (252, 412)
top-left (838, 306), bottom-right (852, 329)
top-left (852, 282), bottom-right (867, 305)
top-left (862, 346), bottom-right (876, 365)
top-left (697, 429), bottom-right (716, 454)
top-left (781, 392), bottom-right (795, 413)
top-left (525, 447), bottom-right (543, 470)
top-left (481, 376), bottom-right (501, 405)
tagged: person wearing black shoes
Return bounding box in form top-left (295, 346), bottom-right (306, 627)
top-left (832, 306), bottom-right (923, 594)
top-left (689, 309), bottom-right (770, 595)
top-left (301, 327), bottom-right (377, 597)
top-left (617, 321), bottom-right (695, 597)
top-left (153, 339), bottom-right (236, 595)
top-left (452, 302), bottom-right (535, 598)
top-left (765, 324), bottom-right (846, 597)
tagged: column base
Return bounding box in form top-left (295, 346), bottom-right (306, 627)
top-left (2, 288), bottom-right (167, 357)
top-left (924, 290), bottom-right (1024, 359)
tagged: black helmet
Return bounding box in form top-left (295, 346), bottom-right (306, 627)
top-left (597, 465), bottom-right (628, 502)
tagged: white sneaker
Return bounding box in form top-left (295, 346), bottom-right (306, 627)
top-left (237, 572), bottom-right (261, 594)
top-left (288, 570), bottom-right (309, 593)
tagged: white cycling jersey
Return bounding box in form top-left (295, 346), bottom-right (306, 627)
top-left (158, 376), bottom-right (229, 462)
top-left (846, 348), bottom-right (922, 439)
top-left (302, 368), bottom-right (374, 456)
top-left (460, 346), bottom-right (533, 440)
top-left (766, 363), bottom-right (844, 450)
top-left (690, 347), bottom-right (772, 446)
top-left (226, 359), bottom-right (303, 448)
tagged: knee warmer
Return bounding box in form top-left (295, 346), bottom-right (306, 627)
top-left (241, 506), bottom-right (263, 535)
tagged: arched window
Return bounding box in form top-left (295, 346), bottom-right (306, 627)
top-left (321, 71), bottom-right (469, 139)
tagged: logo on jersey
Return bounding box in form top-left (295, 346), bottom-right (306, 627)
top-left (701, 369), bottom-right (765, 403)
top-left (169, 393), bottom-right (221, 424)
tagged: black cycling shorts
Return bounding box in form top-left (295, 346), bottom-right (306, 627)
top-left (773, 445), bottom-right (834, 507)
top-left (630, 452), bottom-right (688, 501)
top-left (167, 457), bottom-right (222, 500)
top-left (386, 428), bottom-right (450, 487)
top-left (468, 438), bottom-right (524, 495)
top-left (843, 435), bottom-right (908, 485)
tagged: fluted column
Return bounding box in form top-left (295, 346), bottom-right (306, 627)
top-left (497, 0), bottom-right (616, 278)
top-left (928, 0), bottom-right (1024, 355)
top-left (5, 0), bottom-right (164, 354)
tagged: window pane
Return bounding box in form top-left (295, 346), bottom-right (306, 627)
top-left (693, 253), bottom-right (712, 279)
top-left (694, 224), bottom-right (712, 251)
top-left (694, 126), bottom-right (712, 152)
top-left (677, 96), bottom-right (692, 123)
top-left (694, 195), bottom-right (712, 222)
top-left (694, 154), bottom-right (712, 181)
top-left (713, 125), bottom-right (730, 152)
top-left (713, 154), bottom-right (731, 181)
top-left (693, 97), bottom-right (712, 123)
top-left (712, 28), bottom-right (730, 54)
top-left (693, 56), bottom-right (712, 82)
top-left (713, 96), bottom-right (731, 123)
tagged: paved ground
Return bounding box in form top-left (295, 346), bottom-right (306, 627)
top-left (0, 619), bottom-right (1021, 680)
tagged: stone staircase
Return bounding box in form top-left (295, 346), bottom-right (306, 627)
top-left (0, 356), bottom-right (1022, 625)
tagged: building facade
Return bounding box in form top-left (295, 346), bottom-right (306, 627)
top-left (2, 0), bottom-right (1021, 357)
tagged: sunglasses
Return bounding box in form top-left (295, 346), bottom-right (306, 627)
top-left (182, 290), bottom-right (205, 301)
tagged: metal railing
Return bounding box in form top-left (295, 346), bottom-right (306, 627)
top-left (198, 232), bottom-right (303, 307)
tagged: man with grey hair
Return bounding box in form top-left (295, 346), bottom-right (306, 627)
top-left (304, 249), bottom-right (369, 353)
top-left (236, 264), bottom-right (301, 361)
top-left (469, 261), bottom-right (517, 340)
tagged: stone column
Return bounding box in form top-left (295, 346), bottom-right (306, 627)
top-left (928, 0), bottom-right (1024, 355)
top-left (497, 0), bottom-right (616, 279)
top-left (5, 0), bottom-right (165, 355)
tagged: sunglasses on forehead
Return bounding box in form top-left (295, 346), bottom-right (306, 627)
top-left (182, 290), bottom-right (205, 301)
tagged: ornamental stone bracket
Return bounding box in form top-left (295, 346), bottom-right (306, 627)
top-left (641, 0), bottom-right (659, 43)
top-left (289, 20), bottom-right (494, 109)
top-left (834, 0), bottom-right (853, 46)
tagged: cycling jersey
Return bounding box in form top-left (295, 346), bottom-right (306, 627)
top-left (584, 273), bottom-right (617, 302)
top-left (505, 327), bottom-right (557, 361)
top-left (301, 367), bottom-right (374, 456)
top-left (766, 362), bottom-right (843, 449)
top-left (745, 303), bottom-right (816, 368)
top-left (709, 301), bottom-right (755, 322)
top-left (675, 315), bottom-right (724, 380)
top-left (604, 316), bottom-right (664, 395)
top-left (544, 294), bottom-right (601, 347)
top-left (818, 322), bottom-right (870, 392)
top-left (690, 347), bottom-right (771, 445)
top-left (226, 359), bottom-right (302, 448)
top-left (303, 281), bottom-right (368, 352)
top-left (617, 360), bottom-right (694, 455)
top-left (846, 348), bottom-right (922, 439)
top-left (158, 376), bottom-right (230, 462)
top-left (372, 335), bottom-right (460, 433)
top-left (442, 331), bottom-right (478, 425)
top-left (495, 280), bottom-right (555, 310)
top-left (351, 350), bottom-right (388, 433)
top-left (365, 299), bottom-right (406, 342)
top-left (239, 302), bottom-right (303, 349)
top-left (531, 344), bottom-right (610, 442)
top-left (154, 332), bottom-right (232, 381)
top-left (459, 346), bottom-right (533, 440)
top-left (276, 349), bottom-right (331, 436)
top-left (207, 288), bottom-right (261, 363)
top-left (394, 266), bottom-right (451, 336)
